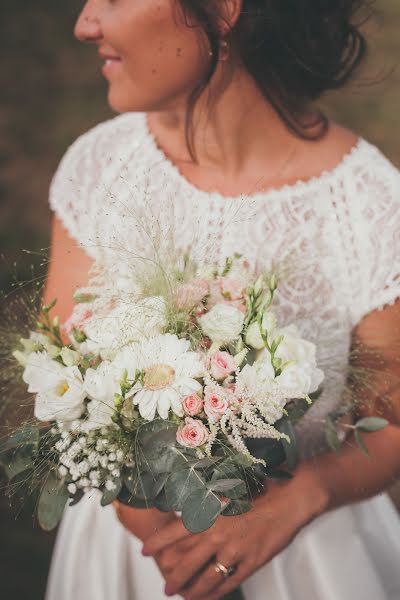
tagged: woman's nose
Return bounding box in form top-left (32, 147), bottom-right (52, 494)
top-left (74, 1), bottom-right (102, 43)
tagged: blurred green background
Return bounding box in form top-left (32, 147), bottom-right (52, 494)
top-left (0, 1), bottom-right (399, 598)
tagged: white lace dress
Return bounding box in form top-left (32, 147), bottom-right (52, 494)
top-left (46, 112), bottom-right (400, 600)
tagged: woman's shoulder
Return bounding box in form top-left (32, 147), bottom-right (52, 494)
top-left (48, 113), bottom-right (146, 253)
top-left (51, 112), bottom-right (146, 184)
top-left (322, 123), bottom-right (399, 187)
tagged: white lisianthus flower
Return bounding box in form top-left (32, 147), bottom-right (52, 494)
top-left (84, 361), bottom-right (122, 429)
top-left (114, 334), bottom-right (205, 421)
top-left (60, 348), bottom-right (81, 367)
top-left (83, 296), bottom-right (167, 358)
top-left (274, 324), bottom-right (324, 394)
top-left (23, 352), bottom-right (86, 422)
top-left (245, 311), bottom-right (278, 350)
top-left (198, 303), bottom-right (245, 345)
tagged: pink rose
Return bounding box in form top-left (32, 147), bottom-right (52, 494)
top-left (210, 351), bottom-right (236, 380)
top-left (176, 417), bottom-right (209, 448)
top-left (175, 279), bottom-right (209, 310)
top-left (62, 305), bottom-right (93, 336)
top-left (218, 277), bottom-right (245, 301)
top-left (208, 277), bottom-right (246, 312)
top-left (204, 387), bottom-right (230, 420)
top-left (182, 395), bottom-right (204, 416)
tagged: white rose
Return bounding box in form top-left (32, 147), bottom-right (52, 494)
top-left (83, 296), bottom-right (167, 358)
top-left (23, 352), bottom-right (86, 422)
top-left (275, 363), bottom-right (312, 397)
top-left (245, 311), bottom-right (278, 350)
top-left (274, 324), bottom-right (324, 394)
top-left (84, 361), bottom-right (121, 429)
top-left (198, 303), bottom-right (245, 345)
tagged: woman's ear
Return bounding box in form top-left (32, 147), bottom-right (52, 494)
top-left (216, 0), bottom-right (243, 35)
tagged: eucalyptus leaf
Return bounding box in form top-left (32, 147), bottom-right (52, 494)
top-left (37, 472), bottom-right (69, 531)
top-left (1, 447), bottom-right (34, 480)
top-left (354, 430), bottom-right (370, 458)
top-left (118, 485), bottom-right (155, 509)
top-left (137, 424), bottom-right (180, 474)
top-left (181, 488), bottom-right (224, 533)
top-left (355, 417), bottom-right (389, 433)
top-left (221, 498), bottom-right (251, 517)
top-left (207, 478), bottom-right (243, 493)
top-left (3, 425), bottom-right (39, 452)
top-left (153, 489), bottom-right (171, 512)
top-left (278, 419), bottom-right (298, 469)
top-left (324, 417), bottom-right (341, 452)
top-left (211, 464), bottom-right (247, 499)
top-left (165, 466), bottom-right (206, 511)
top-left (101, 478), bottom-right (122, 506)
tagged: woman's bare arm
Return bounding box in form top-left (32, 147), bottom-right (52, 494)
top-left (43, 216), bottom-right (93, 320)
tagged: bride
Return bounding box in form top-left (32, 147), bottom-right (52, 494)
top-left (43, 1), bottom-right (400, 599)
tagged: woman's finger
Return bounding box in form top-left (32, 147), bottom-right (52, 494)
top-left (181, 550), bottom-right (243, 600)
top-left (142, 517), bottom-right (193, 556)
top-left (197, 558), bottom-right (255, 600)
top-left (163, 541), bottom-right (217, 596)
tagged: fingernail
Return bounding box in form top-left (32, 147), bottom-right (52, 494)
top-left (141, 546), bottom-right (149, 556)
top-left (164, 584), bottom-right (172, 596)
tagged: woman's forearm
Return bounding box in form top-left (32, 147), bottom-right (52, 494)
top-left (299, 424), bottom-right (400, 514)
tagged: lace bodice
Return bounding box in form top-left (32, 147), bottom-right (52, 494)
top-left (49, 112), bottom-right (400, 458)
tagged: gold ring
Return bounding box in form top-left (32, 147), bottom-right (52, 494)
top-left (214, 561), bottom-right (237, 579)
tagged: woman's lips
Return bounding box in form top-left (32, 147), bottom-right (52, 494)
top-left (100, 55), bottom-right (122, 77)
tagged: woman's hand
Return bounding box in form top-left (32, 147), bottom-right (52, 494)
top-left (142, 468), bottom-right (328, 600)
top-left (113, 502), bottom-right (178, 542)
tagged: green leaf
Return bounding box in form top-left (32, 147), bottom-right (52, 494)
top-left (1, 446), bottom-right (34, 480)
top-left (211, 463), bottom-right (247, 499)
top-left (37, 472), bottom-right (69, 531)
top-left (137, 422), bottom-right (179, 474)
top-left (354, 430), bottom-right (370, 458)
top-left (181, 488), bottom-right (224, 533)
top-left (124, 471), bottom-right (157, 500)
top-left (278, 419), bottom-right (298, 469)
top-left (324, 417), bottom-right (341, 452)
top-left (101, 478), bottom-right (122, 506)
top-left (165, 466), bottom-right (206, 511)
top-left (267, 469), bottom-right (293, 481)
top-left (118, 486), bottom-right (155, 509)
top-left (3, 425), bottom-right (39, 452)
top-left (355, 417), bottom-right (389, 433)
top-left (207, 479), bottom-right (243, 493)
top-left (153, 489), bottom-right (171, 512)
top-left (221, 498), bottom-right (252, 517)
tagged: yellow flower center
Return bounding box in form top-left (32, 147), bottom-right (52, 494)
top-left (144, 364), bottom-right (175, 391)
top-left (55, 381), bottom-right (69, 396)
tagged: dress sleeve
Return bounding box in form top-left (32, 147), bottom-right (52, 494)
top-left (48, 113), bottom-right (142, 261)
top-left (349, 147), bottom-right (400, 326)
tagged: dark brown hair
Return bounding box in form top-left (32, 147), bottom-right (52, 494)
top-left (176, 0), bottom-right (368, 161)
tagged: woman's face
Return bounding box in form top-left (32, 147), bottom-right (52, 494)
top-left (75, 0), bottom-right (211, 113)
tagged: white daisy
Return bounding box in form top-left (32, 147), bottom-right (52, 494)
top-left (114, 334), bottom-right (205, 421)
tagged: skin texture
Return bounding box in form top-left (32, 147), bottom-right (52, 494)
top-left (42, 1), bottom-right (400, 598)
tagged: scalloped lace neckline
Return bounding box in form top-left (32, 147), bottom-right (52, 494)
top-left (141, 112), bottom-right (366, 203)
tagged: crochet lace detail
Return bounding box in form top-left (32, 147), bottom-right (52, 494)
top-left (49, 112), bottom-right (400, 458)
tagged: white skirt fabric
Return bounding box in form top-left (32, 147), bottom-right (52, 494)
top-left (45, 493), bottom-right (400, 600)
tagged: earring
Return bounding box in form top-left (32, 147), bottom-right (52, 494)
top-left (218, 39), bottom-right (230, 62)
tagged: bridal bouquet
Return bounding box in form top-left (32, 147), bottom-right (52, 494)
top-left (0, 253), bottom-right (347, 532)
